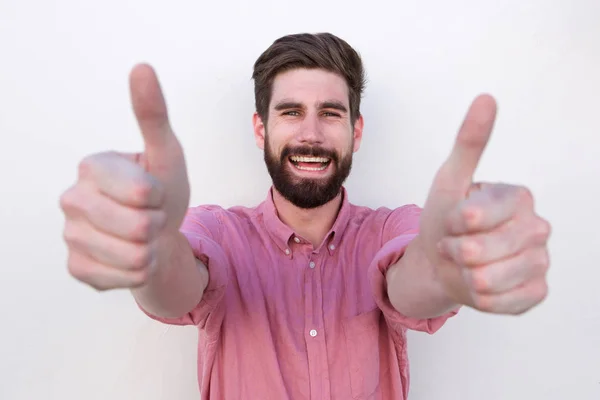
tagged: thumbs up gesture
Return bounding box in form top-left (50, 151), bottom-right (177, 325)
top-left (419, 95), bottom-right (551, 315)
top-left (60, 64), bottom-right (190, 290)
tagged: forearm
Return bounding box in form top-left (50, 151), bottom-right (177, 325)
top-left (385, 235), bottom-right (459, 319)
top-left (131, 231), bottom-right (208, 318)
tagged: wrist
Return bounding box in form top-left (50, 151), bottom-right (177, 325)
top-left (150, 230), bottom-right (188, 281)
top-left (411, 235), bottom-right (462, 309)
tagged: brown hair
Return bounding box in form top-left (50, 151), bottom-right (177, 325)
top-left (252, 32), bottom-right (366, 125)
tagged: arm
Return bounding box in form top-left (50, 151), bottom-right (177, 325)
top-left (385, 235), bottom-right (460, 319)
top-left (131, 231), bottom-right (208, 319)
top-left (62, 65), bottom-right (229, 324)
top-left (386, 95), bottom-right (550, 318)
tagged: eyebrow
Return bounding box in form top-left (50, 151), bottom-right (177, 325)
top-left (273, 100), bottom-right (348, 113)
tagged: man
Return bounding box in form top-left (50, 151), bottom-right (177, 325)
top-left (59, 33), bottom-right (551, 399)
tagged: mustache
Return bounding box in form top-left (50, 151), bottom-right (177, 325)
top-left (280, 146), bottom-right (338, 162)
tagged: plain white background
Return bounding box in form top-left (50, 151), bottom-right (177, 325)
top-left (1, 0), bottom-right (598, 399)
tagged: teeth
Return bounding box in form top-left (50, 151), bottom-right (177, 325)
top-left (295, 164), bottom-right (328, 171)
top-left (290, 156), bottom-right (330, 163)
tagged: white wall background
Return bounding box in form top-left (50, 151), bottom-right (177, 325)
top-left (1, 0), bottom-right (598, 399)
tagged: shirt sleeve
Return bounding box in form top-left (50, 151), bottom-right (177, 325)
top-left (368, 204), bottom-right (459, 334)
top-left (137, 205), bottom-right (229, 328)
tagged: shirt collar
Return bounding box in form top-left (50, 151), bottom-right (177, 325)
top-left (259, 186), bottom-right (352, 257)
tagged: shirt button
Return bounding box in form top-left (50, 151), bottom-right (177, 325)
top-left (284, 249), bottom-right (290, 255)
top-left (294, 237), bottom-right (301, 243)
top-left (329, 244), bottom-right (335, 250)
top-left (309, 261), bottom-right (315, 269)
top-left (309, 329), bottom-right (317, 337)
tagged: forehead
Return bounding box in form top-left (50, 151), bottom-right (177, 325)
top-left (270, 68), bottom-right (349, 107)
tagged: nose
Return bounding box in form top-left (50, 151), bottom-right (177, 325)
top-left (296, 114), bottom-right (325, 145)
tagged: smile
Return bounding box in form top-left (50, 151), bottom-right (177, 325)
top-left (289, 156), bottom-right (332, 172)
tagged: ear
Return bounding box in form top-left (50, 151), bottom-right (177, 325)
top-left (352, 114), bottom-right (364, 153)
top-left (253, 112), bottom-right (266, 150)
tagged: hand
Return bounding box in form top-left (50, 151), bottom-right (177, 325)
top-left (60, 64), bottom-right (191, 290)
top-left (418, 94), bottom-right (551, 315)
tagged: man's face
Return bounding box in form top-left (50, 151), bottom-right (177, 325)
top-left (254, 68), bottom-right (363, 209)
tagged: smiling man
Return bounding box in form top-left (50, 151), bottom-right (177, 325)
top-left (60, 33), bottom-right (551, 399)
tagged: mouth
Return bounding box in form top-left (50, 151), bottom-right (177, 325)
top-left (288, 155), bottom-right (332, 174)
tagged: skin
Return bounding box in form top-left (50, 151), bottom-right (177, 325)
top-left (60, 63), bottom-right (551, 319)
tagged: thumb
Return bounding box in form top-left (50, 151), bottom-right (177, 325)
top-left (435, 94), bottom-right (497, 193)
top-left (129, 63), bottom-right (175, 155)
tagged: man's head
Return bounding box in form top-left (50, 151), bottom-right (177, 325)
top-left (251, 33), bottom-right (366, 209)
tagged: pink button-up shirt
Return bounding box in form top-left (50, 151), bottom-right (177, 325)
top-left (139, 187), bottom-right (457, 399)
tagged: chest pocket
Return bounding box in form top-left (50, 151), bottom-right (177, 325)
top-left (342, 308), bottom-right (382, 399)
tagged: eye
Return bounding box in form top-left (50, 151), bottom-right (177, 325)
top-left (282, 111), bottom-right (300, 116)
top-left (323, 111), bottom-right (341, 117)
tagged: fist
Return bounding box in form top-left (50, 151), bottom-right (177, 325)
top-left (59, 64), bottom-right (190, 290)
top-left (420, 95), bottom-right (552, 315)
top-left (437, 183), bottom-right (551, 315)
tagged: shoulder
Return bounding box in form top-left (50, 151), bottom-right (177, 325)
top-left (382, 203), bottom-right (422, 224)
top-left (184, 202), bottom-right (264, 232)
top-left (186, 202), bottom-right (259, 220)
top-left (345, 202), bottom-right (422, 244)
top-left (184, 204), bottom-right (228, 226)
top-left (379, 204), bottom-right (422, 243)
top-left (347, 202), bottom-right (422, 227)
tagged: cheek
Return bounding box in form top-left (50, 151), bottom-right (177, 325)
top-left (265, 134), bottom-right (285, 161)
top-left (267, 121), bottom-right (293, 145)
top-left (341, 134), bottom-right (356, 155)
top-left (266, 134), bottom-right (283, 153)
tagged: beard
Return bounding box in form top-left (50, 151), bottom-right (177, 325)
top-left (263, 134), bottom-right (353, 209)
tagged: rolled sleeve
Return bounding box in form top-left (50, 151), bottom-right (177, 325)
top-left (369, 235), bottom-right (457, 334)
top-left (369, 204), bottom-right (458, 334)
top-left (138, 206), bottom-right (229, 329)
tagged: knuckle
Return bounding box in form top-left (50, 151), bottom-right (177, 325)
top-left (78, 155), bottom-right (98, 179)
top-left (61, 185), bottom-right (100, 220)
top-left (131, 181), bottom-right (155, 204)
top-left (532, 248), bottom-right (550, 272)
top-left (78, 151), bottom-right (118, 182)
top-left (458, 239), bottom-right (479, 263)
top-left (459, 206), bottom-right (480, 229)
top-left (132, 213), bottom-right (154, 240)
top-left (534, 218), bottom-right (551, 240)
top-left (66, 252), bottom-right (117, 292)
top-left (67, 260), bottom-right (82, 280)
top-left (516, 186), bottom-right (534, 207)
top-left (59, 187), bottom-right (81, 213)
top-left (63, 223), bottom-right (80, 245)
top-left (90, 282), bottom-right (110, 292)
top-left (537, 282), bottom-right (549, 302)
top-left (59, 190), bottom-right (72, 212)
top-left (67, 255), bottom-right (91, 282)
top-left (130, 268), bottom-right (151, 288)
top-left (470, 269), bottom-right (491, 293)
top-left (471, 293), bottom-right (492, 312)
top-left (130, 245), bottom-right (152, 269)
top-left (509, 306), bottom-right (527, 316)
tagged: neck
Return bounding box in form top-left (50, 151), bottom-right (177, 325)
top-left (272, 188), bottom-right (343, 248)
